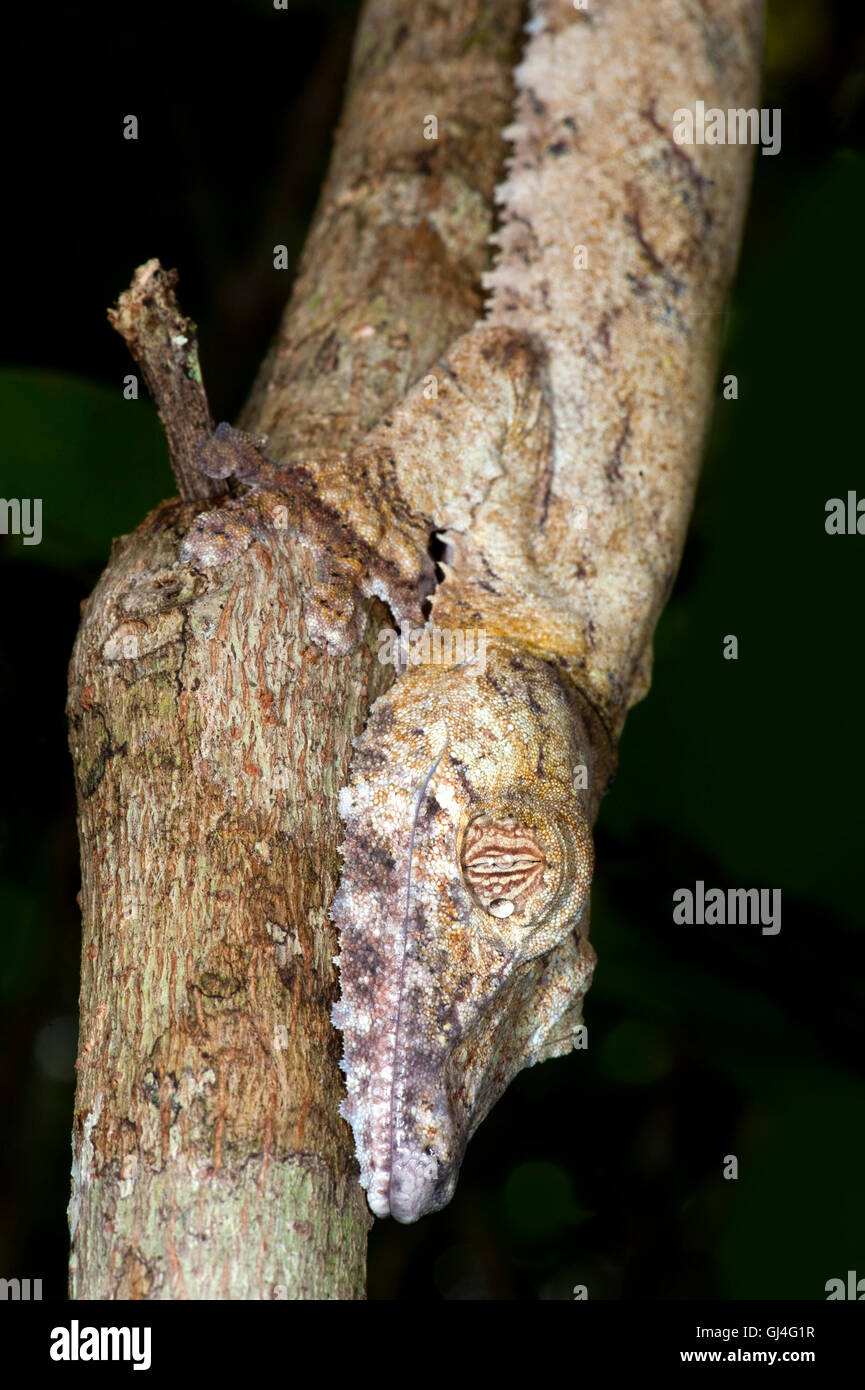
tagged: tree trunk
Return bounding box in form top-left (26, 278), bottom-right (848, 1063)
top-left (66, 0), bottom-right (524, 1300)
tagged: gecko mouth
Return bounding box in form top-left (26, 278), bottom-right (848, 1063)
top-left (368, 1067), bottom-right (463, 1223)
top-left (387, 1148), bottom-right (456, 1224)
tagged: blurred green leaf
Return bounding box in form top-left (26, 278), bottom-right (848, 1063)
top-left (719, 1067), bottom-right (865, 1298)
top-left (599, 1019), bottom-right (674, 1086)
top-left (503, 1161), bottom-right (591, 1242)
top-left (0, 370), bottom-right (173, 568)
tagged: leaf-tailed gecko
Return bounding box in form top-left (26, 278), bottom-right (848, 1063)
top-left (181, 0), bottom-right (763, 1221)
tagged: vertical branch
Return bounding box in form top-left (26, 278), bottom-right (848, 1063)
top-left (67, 0), bottom-right (525, 1300)
top-left (108, 261), bottom-right (222, 504)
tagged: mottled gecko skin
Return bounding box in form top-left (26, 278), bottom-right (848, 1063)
top-left (330, 642), bottom-right (605, 1221)
top-left (181, 0), bottom-right (762, 1220)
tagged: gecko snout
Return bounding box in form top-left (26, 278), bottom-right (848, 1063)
top-left (388, 1146), bottom-right (456, 1224)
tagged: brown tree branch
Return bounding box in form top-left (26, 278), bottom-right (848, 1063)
top-left (67, 0), bottom-right (524, 1300)
top-left (108, 261), bottom-right (223, 505)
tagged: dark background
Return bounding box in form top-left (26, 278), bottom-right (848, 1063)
top-left (1, 0), bottom-right (863, 1301)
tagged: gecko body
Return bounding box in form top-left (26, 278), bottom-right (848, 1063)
top-left (330, 641), bottom-right (608, 1220)
top-left (182, 0), bottom-right (762, 1219)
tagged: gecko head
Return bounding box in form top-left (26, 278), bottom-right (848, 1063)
top-left (331, 640), bottom-right (600, 1223)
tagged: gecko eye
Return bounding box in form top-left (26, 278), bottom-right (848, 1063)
top-left (460, 814), bottom-right (549, 916)
top-left (458, 797), bottom-right (594, 955)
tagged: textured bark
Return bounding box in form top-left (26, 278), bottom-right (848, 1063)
top-left (67, 0), bottom-right (523, 1301)
top-left (323, 0), bottom-right (764, 1225)
top-left (106, 264), bottom-right (223, 506)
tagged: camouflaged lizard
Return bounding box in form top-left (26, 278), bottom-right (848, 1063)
top-left (181, 0), bottom-right (763, 1221)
